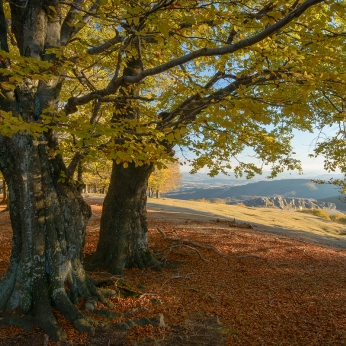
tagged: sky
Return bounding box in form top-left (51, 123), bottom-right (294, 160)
top-left (178, 126), bottom-right (341, 177)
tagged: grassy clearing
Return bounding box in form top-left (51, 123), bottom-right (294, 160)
top-left (297, 209), bottom-right (346, 224)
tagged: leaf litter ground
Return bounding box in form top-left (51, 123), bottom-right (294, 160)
top-left (1, 199), bottom-right (346, 345)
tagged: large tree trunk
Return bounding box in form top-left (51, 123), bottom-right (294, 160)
top-left (87, 161), bottom-right (159, 275)
top-left (0, 134), bottom-right (115, 341)
top-left (0, 2), bottom-right (115, 339)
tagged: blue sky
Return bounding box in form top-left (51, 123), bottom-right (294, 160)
top-left (178, 126), bottom-right (341, 176)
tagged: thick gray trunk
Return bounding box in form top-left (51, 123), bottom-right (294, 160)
top-left (0, 1), bottom-right (116, 341)
top-left (0, 134), bottom-right (116, 341)
top-left (87, 161), bottom-right (159, 275)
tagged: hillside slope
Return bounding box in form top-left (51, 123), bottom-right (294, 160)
top-left (165, 179), bottom-right (340, 200)
top-left (146, 197), bottom-right (346, 249)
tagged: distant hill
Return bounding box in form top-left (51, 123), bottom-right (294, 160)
top-left (318, 195), bottom-right (346, 211)
top-left (164, 179), bottom-right (341, 200)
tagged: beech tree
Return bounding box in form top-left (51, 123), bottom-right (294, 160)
top-left (148, 162), bottom-right (182, 198)
top-left (0, 0), bottom-right (345, 340)
top-left (84, 0), bottom-right (346, 274)
top-left (0, 0), bottom-right (117, 341)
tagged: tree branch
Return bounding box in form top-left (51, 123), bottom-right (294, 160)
top-left (61, 0), bottom-right (100, 46)
top-left (64, 0), bottom-right (324, 114)
top-left (66, 151), bottom-right (85, 178)
top-left (162, 71), bottom-right (283, 130)
top-left (8, 0), bottom-right (27, 54)
top-left (0, 0), bottom-right (9, 56)
top-left (99, 95), bottom-right (154, 102)
top-left (86, 35), bottom-right (123, 55)
top-left (90, 100), bottom-right (101, 124)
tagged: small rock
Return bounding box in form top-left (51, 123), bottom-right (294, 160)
top-left (150, 314), bottom-right (166, 328)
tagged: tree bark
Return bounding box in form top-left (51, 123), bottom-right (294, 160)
top-left (0, 134), bottom-right (117, 341)
top-left (76, 161), bottom-right (86, 193)
top-left (86, 161), bottom-right (159, 275)
top-left (0, 1), bottom-right (115, 340)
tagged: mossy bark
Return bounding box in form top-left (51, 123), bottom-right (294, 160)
top-left (86, 161), bottom-right (159, 275)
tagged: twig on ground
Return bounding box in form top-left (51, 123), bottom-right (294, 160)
top-left (294, 246), bottom-right (315, 259)
top-left (163, 272), bottom-right (193, 285)
top-left (167, 244), bottom-right (210, 261)
top-left (139, 293), bottom-right (160, 297)
top-left (157, 227), bottom-right (228, 258)
top-left (184, 287), bottom-right (199, 292)
top-left (157, 227), bottom-right (169, 239)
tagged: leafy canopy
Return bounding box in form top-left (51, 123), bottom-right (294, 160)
top-left (0, 0), bottom-right (345, 178)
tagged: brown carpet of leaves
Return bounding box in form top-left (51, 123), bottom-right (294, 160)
top-left (1, 200), bottom-right (346, 345)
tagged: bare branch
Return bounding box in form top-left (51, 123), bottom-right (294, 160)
top-left (322, 91), bottom-right (342, 113)
top-left (87, 35), bottom-right (123, 55)
top-left (66, 151), bottom-right (85, 178)
top-left (72, 68), bottom-right (96, 91)
top-left (90, 101), bottom-right (101, 124)
top-left (161, 70), bottom-right (285, 130)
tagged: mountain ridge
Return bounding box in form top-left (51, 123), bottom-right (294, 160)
top-left (165, 178), bottom-right (341, 201)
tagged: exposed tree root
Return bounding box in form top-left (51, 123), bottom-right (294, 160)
top-left (162, 244), bottom-right (210, 261)
top-left (85, 247), bottom-right (162, 275)
top-left (0, 269), bottom-right (166, 341)
top-left (0, 260), bottom-right (117, 341)
top-left (156, 227), bottom-right (228, 259)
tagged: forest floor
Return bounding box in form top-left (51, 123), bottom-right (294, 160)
top-left (1, 197), bottom-right (346, 345)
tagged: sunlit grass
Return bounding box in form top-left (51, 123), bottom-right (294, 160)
top-left (297, 209), bottom-right (346, 224)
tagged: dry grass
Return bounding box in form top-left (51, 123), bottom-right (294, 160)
top-left (297, 208), bottom-right (332, 220)
top-left (146, 198), bottom-right (346, 243)
top-left (331, 214), bottom-right (346, 224)
top-left (297, 209), bottom-right (346, 225)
